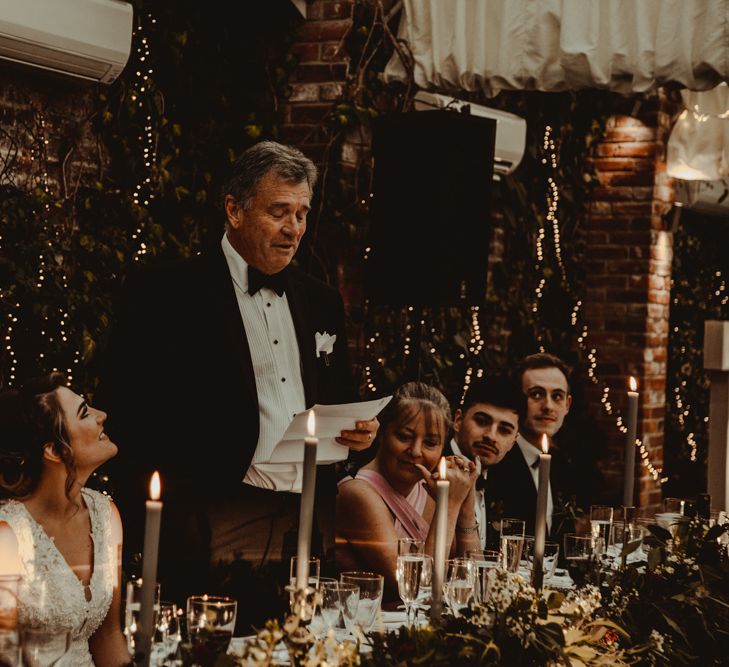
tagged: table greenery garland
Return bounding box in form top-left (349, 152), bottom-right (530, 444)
top-left (207, 516), bottom-right (729, 667)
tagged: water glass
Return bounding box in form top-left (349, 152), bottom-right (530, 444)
top-left (468, 550), bottom-right (499, 604)
top-left (289, 556), bottom-right (320, 589)
top-left (339, 572), bottom-right (383, 631)
top-left (20, 628), bottom-right (71, 667)
top-left (523, 538), bottom-right (559, 580)
top-left (337, 583), bottom-right (360, 636)
top-left (186, 595), bottom-right (237, 667)
top-left (498, 518), bottom-right (525, 572)
top-left (563, 534), bottom-right (594, 587)
top-left (663, 497), bottom-right (688, 515)
top-left (124, 577), bottom-right (161, 654)
top-left (396, 555), bottom-right (423, 627)
top-left (445, 558), bottom-right (474, 616)
top-left (150, 602), bottom-right (181, 666)
top-left (398, 538), bottom-right (425, 556)
top-left (318, 580), bottom-right (342, 633)
top-left (589, 505), bottom-right (614, 556)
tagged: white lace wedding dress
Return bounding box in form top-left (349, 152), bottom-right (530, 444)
top-left (0, 488), bottom-right (116, 666)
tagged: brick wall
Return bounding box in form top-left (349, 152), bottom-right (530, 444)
top-left (584, 91), bottom-right (678, 509)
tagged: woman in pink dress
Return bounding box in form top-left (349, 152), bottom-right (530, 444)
top-left (336, 382), bottom-right (481, 597)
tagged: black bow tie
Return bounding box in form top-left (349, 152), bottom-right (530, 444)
top-left (475, 476), bottom-right (488, 492)
top-left (248, 266), bottom-right (286, 296)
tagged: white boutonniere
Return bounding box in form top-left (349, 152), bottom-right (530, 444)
top-left (315, 331), bottom-right (336, 366)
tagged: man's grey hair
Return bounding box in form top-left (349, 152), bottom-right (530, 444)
top-left (222, 141), bottom-right (318, 214)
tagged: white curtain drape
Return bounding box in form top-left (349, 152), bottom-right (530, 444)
top-left (667, 84), bottom-right (729, 180)
top-left (384, 0), bottom-right (729, 95)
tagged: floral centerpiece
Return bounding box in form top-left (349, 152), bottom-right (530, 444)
top-left (208, 517), bottom-right (728, 667)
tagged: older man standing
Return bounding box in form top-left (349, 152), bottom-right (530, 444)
top-left (100, 142), bottom-right (377, 628)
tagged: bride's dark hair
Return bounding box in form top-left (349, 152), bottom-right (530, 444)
top-left (0, 373), bottom-right (77, 500)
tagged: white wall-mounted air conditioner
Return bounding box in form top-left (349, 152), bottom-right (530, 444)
top-left (674, 178), bottom-right (729, 218)
top-left (413, 91), bottom-right (527, 178)
top-left (0, 0), bottom-right (133, 84)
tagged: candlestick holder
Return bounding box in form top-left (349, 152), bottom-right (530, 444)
top-left (284, 585), bottom-right (321, 667)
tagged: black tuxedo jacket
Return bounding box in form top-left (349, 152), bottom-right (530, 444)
top-left (98, 243), bottom-right (356, 572)
top-left (484, 442), bottom-right (576, 542)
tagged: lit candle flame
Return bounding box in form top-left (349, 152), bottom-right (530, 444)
top-left (439, 457), bottom-right (447, 480)
top-left (149, 471), bottom-right (161, 501)
top-left (307, 410), bottom-right (316, 437)
top-left (629, 376), bottom-right (638, 392)
top-left (541, 433), bottom-right (549, 454)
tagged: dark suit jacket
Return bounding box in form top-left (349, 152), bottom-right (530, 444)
top-left (97, 243), bottom-right (356, 595)
top-left (484, 442), bottom-right (576, 543)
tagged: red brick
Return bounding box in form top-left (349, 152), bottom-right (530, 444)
top-left (592, 186), bottom-right (633, 201)
top-left (290, 42), bottom-right (320, 62)
top-left (609, 231), bottom-right (652, 245)
top-left (588, 245), bottom-right (629, 259)
top-left (296, 19), bottom-right (351, 42)
top-left (606, 288), bottom-right (647, 303)
top-left (602, 171), bottom-right (656, 187)
top-left (293, 63), bottom-right (348, 83)
top-left (595, 142), bottom-right (658, 158)
top-left (648, 290), bottom-right (670, 305)
top-left (288, 83), bottom-right (320, 102)
top-left (321, 41), bottom-right (346, 61)
top-left (603, 127), bottom-right (657, 143)
top-left (290, 104), bottom-right (332, 124)
top-left (320, 82), bottom-right (343, 101)
top-left (612, 202), bottom-right (652, 215)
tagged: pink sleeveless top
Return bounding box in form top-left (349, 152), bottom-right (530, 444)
top-left (338, 469), bottom-right (430, 540)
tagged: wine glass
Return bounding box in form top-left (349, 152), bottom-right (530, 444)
top-left (589, 505), bottom-right (614, 557)
top-left (445, 558), bottom-right (473, 616)
top-left (396, 555), bottom-right (423, 627)
top-left (20, 627), bottom-right (71, 667)
top-left (498, 518), bottom-right (525, 572)
top-left (186, 595), bottom-right (237, 667)
top-left (398, 537), bottom-right (425, 556)
top-left (468, 550), bottom-right (500, 605)
top-left (124, 577), bottom-right (160, 654)
top-left (563, 534), bottom-right (594, 587)
top-left (339, 572), bottom-right (383, 631)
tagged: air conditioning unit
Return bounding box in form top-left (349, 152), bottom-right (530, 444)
top-left (674, 178), bottom-right (729, 218)
top-left (0, 0), bottom-right (133, 84)
top-left (413, 91), bottom-right (527, 178)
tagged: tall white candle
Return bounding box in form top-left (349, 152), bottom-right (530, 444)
top-left (623, 377), bottom-right (639, 507)
top-left (138, 471), bottom-right (162, 667)
top-left (532, 434), bottom-right (551, 591)
top-left (296, 410), bottom-right (318, 590)
top-left (430, 457), bottom-right (449, 622)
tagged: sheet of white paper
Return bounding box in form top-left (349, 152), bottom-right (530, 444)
top-left (268, 396), bottom-right (392, 464)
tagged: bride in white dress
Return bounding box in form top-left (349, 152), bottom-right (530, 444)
top-left (0, 373), bottom-right (130, 666)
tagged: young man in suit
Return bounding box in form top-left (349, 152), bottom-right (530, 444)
top-left (99, 142), bottom-right (378, 628)
top-left (485, 353), bottom-right (575, 540)
top-left (446, 376), bottom-right (525, 549)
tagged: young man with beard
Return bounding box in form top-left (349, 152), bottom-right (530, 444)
top-left (445, 376), bottom-right (526, 549)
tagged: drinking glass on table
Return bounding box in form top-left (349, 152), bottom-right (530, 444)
top-left (124, 577), bottom-right (161, 654)
top-left (523, 538), bottom-right (560, 581)
top-left (151, 602), bottom-right (181, 666)
top-left (468, 550), bottom-right (500, 604)
top-left (186, 595), bottom-right (237, 667)
top-left (396, 554), bottom-right (423, 627)
top-left (563, 534), bottom-right (594, 587)
top-left (445, 558), bottom-right (474, 616)
top-left (337, 583), bottom-right (361, 637)
top-left (398, 537), bottom-right (425, 556)
top-left (589, 505), bottom-right (614, 557)
top-left (498, 518), bottom-right (525, 572)
top-left (340, 572), bottom-right (383, 631)
top-left (318, 580), bottom-right (343, 635)
top-left (289, 556), bottom-right (320, 589)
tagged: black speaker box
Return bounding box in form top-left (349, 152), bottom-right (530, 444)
top-left (365, 110), bottom-right (496, 306)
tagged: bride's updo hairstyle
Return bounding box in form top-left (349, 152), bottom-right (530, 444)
top-left (376, 381), bottom-right (452, 451)
top-left (0, 373), bottom-right (77, 499)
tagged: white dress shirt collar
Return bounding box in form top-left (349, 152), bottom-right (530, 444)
top-left (222, 233), bottom-right (250, 293)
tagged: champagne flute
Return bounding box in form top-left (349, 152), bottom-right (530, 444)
top-left (396, 555), bottom-right (423, 628)
top-left (499, 519), bottom-right (525, 572)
